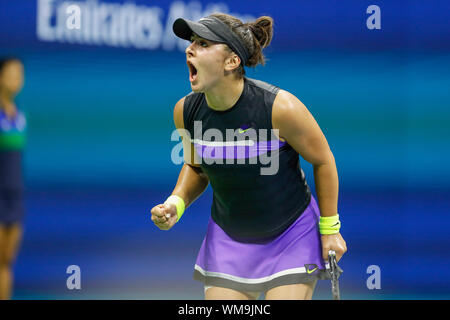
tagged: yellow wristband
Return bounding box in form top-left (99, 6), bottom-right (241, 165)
top-left (164, 195), bottom-right (185, 222)
top-left (319, 214), bottom-right (341, 235)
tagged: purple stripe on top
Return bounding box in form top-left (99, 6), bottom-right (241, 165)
top-left (194, 140), bottom-right (286, 160)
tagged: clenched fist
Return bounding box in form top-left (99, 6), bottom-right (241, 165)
top-left (150, 203), bottom-right (178, 230)
top-left (321, 233), bottom-right (347, 262)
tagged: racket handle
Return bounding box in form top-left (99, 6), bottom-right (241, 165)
top-left (328, 250), bottom-right (341, 300)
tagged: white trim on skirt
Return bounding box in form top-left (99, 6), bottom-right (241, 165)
top-left (194, 263), bottom-right (330, 285)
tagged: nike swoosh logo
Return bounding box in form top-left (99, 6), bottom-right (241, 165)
top-left (238, 128), bottom-right (251, 133)
top-left (306, 267), bottom-right (318, 274)
top-left (331, 222), bottom-right (340, 227)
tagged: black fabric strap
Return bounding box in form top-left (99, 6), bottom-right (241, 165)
top-left (199, 17), bottom-right (250, 65)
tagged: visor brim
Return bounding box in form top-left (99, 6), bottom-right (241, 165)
top-left (173, 18), bottom-right (224, 43)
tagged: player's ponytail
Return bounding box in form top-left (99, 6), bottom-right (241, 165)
top-left (245, 16), bottom-right (273, 67)
top-left (210, 13), bottom-right (274, 76)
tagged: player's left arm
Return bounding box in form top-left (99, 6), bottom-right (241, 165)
top-left (272, 90), bottom-right (347, 261)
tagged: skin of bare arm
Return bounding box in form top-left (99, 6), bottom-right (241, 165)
top-left (272, 90), bottom-right (347, 262)
top-left (150, 97), bottom-right (210, 230)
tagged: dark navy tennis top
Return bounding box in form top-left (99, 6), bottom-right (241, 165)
top-left (0, 107), bottom-right (26, 189)
top-left (183, 77), bottom-right (311, 240)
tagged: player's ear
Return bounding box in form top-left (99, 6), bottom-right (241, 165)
top-left (224, 53), bottom-right (241, 72)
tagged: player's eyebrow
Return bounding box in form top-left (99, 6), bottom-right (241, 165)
top-left (190, 33), bottom-right (217, 45)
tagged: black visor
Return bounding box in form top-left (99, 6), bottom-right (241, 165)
top-left (173, 16), bottom-right (250, 65)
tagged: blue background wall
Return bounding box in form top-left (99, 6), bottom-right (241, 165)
top-left (1, 0), bottom-right (449, 299)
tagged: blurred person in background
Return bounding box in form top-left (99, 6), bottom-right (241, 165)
top-left (0, 57), bottom-right (26, 300)
top-left (151, 13), bottom-right (347, 300)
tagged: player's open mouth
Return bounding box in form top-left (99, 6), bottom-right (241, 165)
top-left (187, 60), bottom-right (198, 82)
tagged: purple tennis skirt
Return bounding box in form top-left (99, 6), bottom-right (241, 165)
top-left (193, 196), bottom-right (334, 292)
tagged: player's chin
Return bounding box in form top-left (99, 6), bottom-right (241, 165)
top-left (190, 78), bottom-right (207, 92)
top-left (190, 83), bottom-right (203, 93)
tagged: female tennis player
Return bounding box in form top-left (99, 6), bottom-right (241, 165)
top-left (0, 57), bottom-right (26, 300)
top-left (150, 13), bottom-right (347, 300)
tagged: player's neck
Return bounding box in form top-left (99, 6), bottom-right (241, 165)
top-left (204, 77), bottom-right (244, 112)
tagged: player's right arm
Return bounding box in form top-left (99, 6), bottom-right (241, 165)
top-left (150, 97), bottom-right (209, 230)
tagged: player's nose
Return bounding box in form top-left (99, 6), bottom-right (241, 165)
top-left (185, 42), bottom-right (195, 57)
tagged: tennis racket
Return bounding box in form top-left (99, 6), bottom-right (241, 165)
top-left (328, 250), bottom-right (341, 300)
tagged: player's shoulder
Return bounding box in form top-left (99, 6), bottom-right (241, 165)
top-left (273, 89), bottom-right (308, 122)
top-left (174, 92), bottom-right (201, 113)
top-left (174, 91), bottom-right (204, 129)
top-left (173, 97), bottom-right (186, 129)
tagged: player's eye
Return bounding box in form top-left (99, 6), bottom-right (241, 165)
top-left (189, 36), bottom-right (208, 47)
